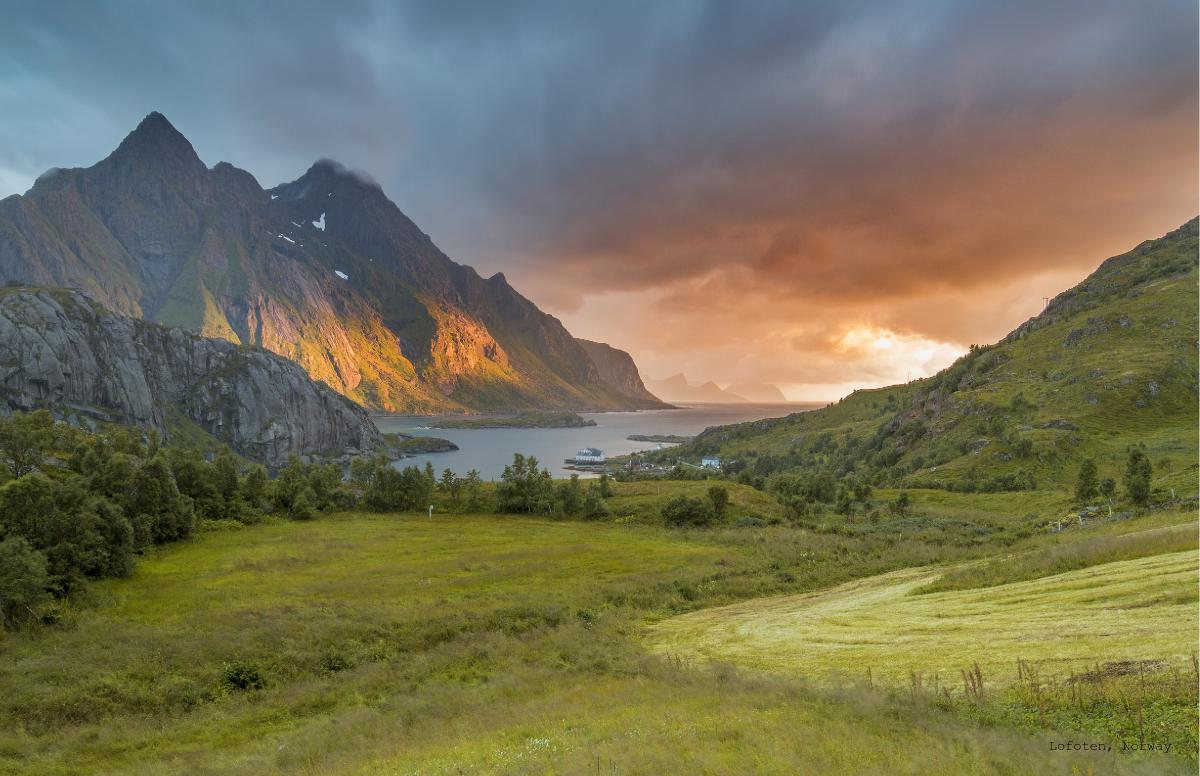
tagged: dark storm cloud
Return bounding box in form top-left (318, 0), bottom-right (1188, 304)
top-left (0, 0), bottom-right (1195, 396)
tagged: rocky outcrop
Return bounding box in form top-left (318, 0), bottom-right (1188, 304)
top-left (0, 287), bottom-right (380, 464)
top-left (576, 339), bottom-right (670, 408)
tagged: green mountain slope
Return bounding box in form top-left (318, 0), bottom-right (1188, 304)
top-left (673, 218), bottom-right (1199, 495)
top-left (0, 113), bottom-right (666, 413)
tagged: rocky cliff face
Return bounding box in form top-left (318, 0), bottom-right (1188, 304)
top-left (0, 287), bottom-right (381, 463)
top-left (576, 339), bottom-right (668, 408)
top-left (0, 112), bottom-right (664, 412)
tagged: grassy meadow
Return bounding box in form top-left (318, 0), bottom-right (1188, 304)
top-left (2, 479), bottom-right (1196, 775)
top-left (648, 544), bottom-right (1197, 685)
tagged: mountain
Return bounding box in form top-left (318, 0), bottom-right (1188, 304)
top-left (725, 383), bottom-right (789, 403)
top-left (671, 218), bottom-right (1199, 492)
top-left (645, 373), bottom-right (748, 403)
top-left (0, 286), bottom-right (380, 464)
top-left (576, 340), bottom-right (670, 408)
top-left (0, 112), bottom-right (666, 413)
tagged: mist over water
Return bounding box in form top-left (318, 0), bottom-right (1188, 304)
top-left (373, 403), bottom-right (818, 480)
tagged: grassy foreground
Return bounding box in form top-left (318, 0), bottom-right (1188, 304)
top-left (2, 506), bottom-right (1195, 775)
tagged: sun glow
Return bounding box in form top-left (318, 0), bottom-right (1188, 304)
top-left (833, 324), bottom-right (963, 384)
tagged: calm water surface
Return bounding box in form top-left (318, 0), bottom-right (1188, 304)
top-left (372, 403), bottom-right (819, 479)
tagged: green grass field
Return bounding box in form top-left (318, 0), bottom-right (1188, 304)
top-left (648, 545), bottom-right (1197, 685)
top-left (2, 503), bottom-right (1196, 775)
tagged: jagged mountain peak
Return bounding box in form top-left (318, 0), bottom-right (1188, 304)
top-left (273, 158), bottom-right (382, 201)
top-left (107, 111), bottom-right (203, 170)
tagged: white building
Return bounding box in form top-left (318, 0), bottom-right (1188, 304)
top-left (575, 447), bottom-right (604, 464)
top-left (701, 456), bottom-right (721, 469)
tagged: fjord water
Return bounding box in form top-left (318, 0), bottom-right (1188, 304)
top-left (374, 403), bottom-right (817, 479)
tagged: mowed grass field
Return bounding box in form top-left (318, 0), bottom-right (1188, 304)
top-left (2, 510), bottom-right (1195, 775)
top-left (647, 545), bottom-right (1197, 685)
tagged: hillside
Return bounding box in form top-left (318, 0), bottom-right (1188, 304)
top-left (671, 219), bottom-right (1199, 493)
top-left (0, 286), bottom-right (380, 463)
top-left (0, 113), bottom-right (666, 413)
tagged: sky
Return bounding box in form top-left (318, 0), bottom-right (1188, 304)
top-left (1, 1), bottom-right (1196, 401)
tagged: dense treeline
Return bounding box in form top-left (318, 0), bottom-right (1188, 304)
top-left (0, 413), bottom-right (622, 629)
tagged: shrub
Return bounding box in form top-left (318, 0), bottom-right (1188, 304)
top-left (662, 495), bottom-right (715, 527)
top-left (222, 662), bottom-right (265, 691)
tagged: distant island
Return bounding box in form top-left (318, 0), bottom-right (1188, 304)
top-left (627, 434), bottom-right (693, 444)
top-left (427, 411), bottom-right (598, 429)
top-left (643, 374), bottom-right (789, 404)
top-left (381, 433), bottom-right (459, 455)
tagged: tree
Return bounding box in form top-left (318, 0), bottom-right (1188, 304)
top-left (0, 475), bottom-right (133, 586)
top-left (130, 455), bottom-right (194, 545)
top-left (834, 488), bottom-right (853, 516)
top-left (365, 465), bottom-right (428, 512)
top-left (423, 462), bottom-right (437, 497)
top-left (0, 473), bottom-right (57, 542)
top-left (167, 448), bottom-right (220, 520)
top-left (439, 468), bottom-right (464, 509)
top-left (495, 454), bottom-right (556, 514)
top-left (1074, 459), bottom-right (1098, 503)
top-left (1099, 477), bottom-right (1117, 501)
top-left (91, 451), bottom-right (136, 510)
top-left (289, 487), bottom-right (319, 520)
top-left (846, 476), bottom-right (872, 503)
top-left (213, 450), bottom-right (241, 519)
top-left (306, 464), bottom-right (347, 511)
top-left (349, 456), bottom-right (379, 487)
top-left (241, 465), bottom-right (269, 511)
top-left (581, 485), bottom-right (610, 521)
top-left (89, 497), bottom-right (136, 578)
top-left (18, 478), bottom-right (121, 593)
top-left (889, 491), bottom-right (911, 517)
top-left (0, 410), bottom-right (56, 479)
top-left (598, 472), bottom-right (613, 498)
top-left (707, 484), bottom-right (730, 519)
top-left (273, 457), bottom-right (309, 515)
top-left (0, 536), bottom-right (49, 629)
top-left (463, 470), bottom-right (485, 512)
top-left (1123, 448), bottom-right (1152, 506)
top-left (662, 495), bottom-right (715, 527)
top-left (558, 474), bottom-right (584, 516)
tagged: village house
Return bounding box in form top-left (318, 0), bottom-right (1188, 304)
top-left (574, 447), bottom-right (604, 464)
